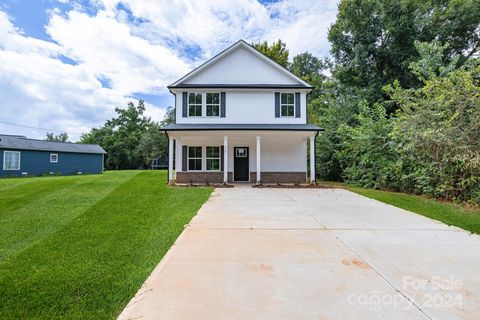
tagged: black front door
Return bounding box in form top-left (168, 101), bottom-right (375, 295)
top-left (234, 147), bottom-right (249, 181)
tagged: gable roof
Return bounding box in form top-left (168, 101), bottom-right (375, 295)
top-left (169, 40), bottom-right (312, 89)
top-left (0, 134), bottom-right (106, 154)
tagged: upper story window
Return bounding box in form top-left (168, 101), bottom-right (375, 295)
top-left (206, 93), bottom-right (220, 117)
top-left (3, 151), bottom-right (20, 170)
top-left (50, 153), bottom-right (58, 163)
top-left (280, 93), bottom-right (295, 117)
top-left (188, 93), bottom-right (202, 117)
top-left (188, 146), bottom-right (202, 171)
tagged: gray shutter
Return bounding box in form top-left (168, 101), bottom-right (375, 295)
top-left (295, 92), bottom-right (300, 118)
top-left (220, 92), bottom-right (226, 117)
top-left (220, 146), bottom-right (224, 171)
top-left (182, 145), bottom-right (187, 171)
top-left (274, 92), bottom-right (280, 118)
top-left (182, 92), bottom-right (188, 117)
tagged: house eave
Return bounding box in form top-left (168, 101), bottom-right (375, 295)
top-left (161, 124), bottom-right (324, 133)
top-left (168, 84), bottom-right (313, 90)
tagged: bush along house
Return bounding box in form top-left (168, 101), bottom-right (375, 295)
top-left (162, 40), bottom-right (323, 185)
top-left (0, 134), bottom-right (106, 177)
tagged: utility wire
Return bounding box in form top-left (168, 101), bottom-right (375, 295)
top-left (0, 121), bottom-right (84, 135)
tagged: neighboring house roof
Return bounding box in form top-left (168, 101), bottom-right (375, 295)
top-left (162, 123), bottom-right (323, 132)
top-left (0, 134), bottom-right (106, 154)
top-left (168, 40), bottom-right (312, 89)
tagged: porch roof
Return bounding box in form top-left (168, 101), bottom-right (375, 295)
top-left (162, 123), bottom-right (323, 132)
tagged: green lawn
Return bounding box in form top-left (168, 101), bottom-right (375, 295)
top-left (320, 181), bottom-right (480, 234)
top-left (0, 171), bottom-right (212, 319)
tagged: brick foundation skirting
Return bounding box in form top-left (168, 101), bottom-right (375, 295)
top-left (176, 172), bottom-right (232, 184)
top-left (250, 172), bottom-right (307, 184)
top-left (175, 171), bottom-right (306, 184)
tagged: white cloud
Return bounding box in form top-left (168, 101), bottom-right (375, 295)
top-left (46, 10), bottom-right (190, 94)
top-left (113, 0), bottom-right (338, 58)
top-left (0, 0), bottom-right (338, 141)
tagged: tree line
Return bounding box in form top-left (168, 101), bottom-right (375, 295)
top-left (253, 0), bottom-right (479, 204)
top-left (79, 101), bottom-right (174, 170)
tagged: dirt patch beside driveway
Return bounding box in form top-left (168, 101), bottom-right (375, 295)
top-left (119, 187), bottom-right (480, 320)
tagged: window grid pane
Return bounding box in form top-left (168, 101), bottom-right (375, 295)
top-left (206, 159), bottom-right (220, 171)
top-left (280, 93), bottom-right (295, 117)
top-left (206, 105), bottom-right (219, 116)
top-left (206, 93), bottom-right (220, 117)
top-left (188, 147), bottom-right (202, 171)
top-left (188, 105), bottom-right (201, 117)
top-left (206, 146), bottom-right (220, 171)
top-left (188, 93), bottom-right (202, 117)
top-left (4, 151), bottom-right (20, 170)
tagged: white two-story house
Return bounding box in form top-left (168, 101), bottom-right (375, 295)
top-left (163, 40), bottom-right (323, 184)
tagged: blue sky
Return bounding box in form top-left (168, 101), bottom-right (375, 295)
top-left (0, 0), bottom-right (338, 140)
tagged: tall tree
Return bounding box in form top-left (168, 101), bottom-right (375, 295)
top-left (328, 0), bottom-right (480, 107)
top-left (45, 132), bottom-right (69, 142)
top-left (80, 100), bottom-right (161, 170)
top-left (289, 52), bottom-right (329, 104)
top-left (252, 39), bottom-right (289, 67)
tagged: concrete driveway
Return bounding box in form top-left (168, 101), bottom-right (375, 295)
top-left (119, 187), bottom-right (480, 320)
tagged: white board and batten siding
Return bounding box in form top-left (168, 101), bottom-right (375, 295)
top-left (183, 45), bottom-right (298, 85)
top-left (174, 91), bottom-right (307, 124)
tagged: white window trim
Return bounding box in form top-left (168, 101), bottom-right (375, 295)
top-left (280, 92), bottom-right (295, 117)
top-left (206, 146), bottom-right (221, 171)
top-left (188, 92), bottom-right (203, 117)
top-left (3, 150), bottom-right (21, 170)
top-left (50, 153), bottom-right (58, 163)
top-left (205, 93), bottom-right (220, 117)
top-left (187, 146), bottom-right (202, 171)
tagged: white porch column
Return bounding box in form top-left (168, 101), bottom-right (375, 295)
top-left (174, 138), bottom-right (179, 180)
top-left (168, 136), bottom-right (174, 183)
top-left (256, 136), bottom-right (261, 184)
top-left (223, 136), bottom-right (228, 184)
top-left (310, 136), bottom-right (316, 184)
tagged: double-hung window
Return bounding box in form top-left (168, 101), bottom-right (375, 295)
top-left (206, 93), bottom-right (220, 117)
top-left (3, 151), bottom-right (20, 170)
top-left (206, 146), bottom-right (220, 171)
top-left (188, 146), bottom-right (202, 171)
top-left (280, 93), bottom-right (295, 117)
top-left (188, 93), bottom-right (202, 117)
top-left (50, 153), bottom-right (58, 163)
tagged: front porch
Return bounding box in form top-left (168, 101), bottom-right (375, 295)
top-left (166, 130), bottom-right (319, 185)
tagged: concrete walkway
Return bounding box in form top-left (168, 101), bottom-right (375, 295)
top-left (119, 187), bottom-right (480, 320)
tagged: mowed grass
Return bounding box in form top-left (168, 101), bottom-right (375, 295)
top-left (0, 171), bottom-right (212, 319)
top-left (320, 181), bottom-right (480, 234)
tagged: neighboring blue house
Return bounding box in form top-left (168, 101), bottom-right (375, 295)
top-left (0, 134), bottom-right (106, 177)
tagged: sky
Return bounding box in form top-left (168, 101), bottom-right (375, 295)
top-left (0, 0), bottom-right (339, 141)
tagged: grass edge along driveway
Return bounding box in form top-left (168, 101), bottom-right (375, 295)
top-left (0, 171), bottom-right (212, 319)
top-left (320, 181), bottom-right (480, 235)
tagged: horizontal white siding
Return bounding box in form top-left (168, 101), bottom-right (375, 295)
top-left (174, 136), bottom-right (306, 172)
top-left (184, 46), bottom-right (298, 85)
top-left (175, 90), bottom-right (307, 124)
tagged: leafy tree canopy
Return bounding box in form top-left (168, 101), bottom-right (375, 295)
top-left (328, 0), bottom-right (480, 105)
top-left (251, 39), bottom-right (289, 68)
top-left (80, 100), bottom-right (170, 170)
top-left (45, 132), bottom-right (69, 142)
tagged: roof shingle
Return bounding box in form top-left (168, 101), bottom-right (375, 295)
top-left (0, 134), bottom-right (106, 154)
